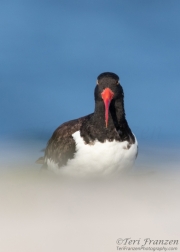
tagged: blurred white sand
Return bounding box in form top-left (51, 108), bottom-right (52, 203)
top-left (0, 139), bottom-right (179, 252)
top-left (0, 169), bottom-right (179, 252)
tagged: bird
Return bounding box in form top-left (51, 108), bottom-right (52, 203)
top-left (37, 72), bottom-right (138, 176)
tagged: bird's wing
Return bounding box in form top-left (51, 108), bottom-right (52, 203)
top-left (39, 114), bottom-right (93, 168)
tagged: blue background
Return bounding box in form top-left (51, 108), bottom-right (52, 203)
top-left (1, 0), bottom-right (180, 146)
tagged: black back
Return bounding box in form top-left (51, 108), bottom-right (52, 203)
top-left (43, 114), bottom-right (93, 167)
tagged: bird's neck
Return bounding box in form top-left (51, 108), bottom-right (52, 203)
top-left (93, 99), bottom-right (126, 129)
top-left (80, 99), bottom-right (135, 144)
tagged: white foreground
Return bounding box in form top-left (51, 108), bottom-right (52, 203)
top-left (0, 138), bottom-right (179, 252)
top-left (0, 168), bottom-right (179, 252)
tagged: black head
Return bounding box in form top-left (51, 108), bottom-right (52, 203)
top-left (97, 72), bottom-right (119, 83)
top-left (95, 72), bottom-right (124, 127)
top-left (95, 72), bottom-right (124, 101)
top-left (80, 72), bottom-right (134, 144)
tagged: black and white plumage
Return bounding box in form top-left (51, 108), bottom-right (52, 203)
top-left (38, 72), bottom-right (138, 176)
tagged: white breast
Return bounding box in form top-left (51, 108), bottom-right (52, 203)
top-left (47, 131), bottom-right (138, 177)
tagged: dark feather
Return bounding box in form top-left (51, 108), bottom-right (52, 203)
top-left (36, 156), bottom-right (44, 164)
top-left (44, 114), bottom-right (93, 167)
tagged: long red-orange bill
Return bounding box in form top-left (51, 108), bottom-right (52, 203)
top-left (101, 88), bottom-right (114, 128)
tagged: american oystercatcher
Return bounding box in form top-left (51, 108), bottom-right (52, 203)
top-left (37, 72), bottom-right (138, 176)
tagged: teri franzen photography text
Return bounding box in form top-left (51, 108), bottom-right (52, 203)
top-left (116, 238), bottom-right (178, 247)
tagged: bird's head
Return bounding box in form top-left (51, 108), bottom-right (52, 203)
top-left (95, 72), bottom-right (124, 128)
